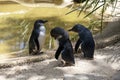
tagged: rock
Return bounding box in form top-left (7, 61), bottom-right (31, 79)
top-left (111, 70), bottom-right (120, 80)
top-left (63, 74), bottom-right (79, 80)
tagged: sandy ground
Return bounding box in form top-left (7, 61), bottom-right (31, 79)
top-left (0, 42), bottom-right (120, 80)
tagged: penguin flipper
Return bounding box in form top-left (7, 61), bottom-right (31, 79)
top-left (29, 32), bottom-right (36, 55)
top-left (34, 38), bottom-right (40, 51)
top-left (55, 46), bottom-right (63, 59)
top-left (75, 38), bottom-right (82, 53)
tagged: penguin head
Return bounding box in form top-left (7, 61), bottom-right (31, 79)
top-left (34, 20), bottom-right (48, 29)
top-left (50, 27), bottom-right (65, 40)
top-left (68, 24), bottom-right (85, 33)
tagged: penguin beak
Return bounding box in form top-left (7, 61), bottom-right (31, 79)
top-left (68, 28), bottom-right (73, 31)
top-left (43, 20), bottom-right (48, 23)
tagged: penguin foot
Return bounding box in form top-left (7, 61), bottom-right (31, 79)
top-left (58, 62), bottom-right (64, 67)
top-left (35, 52), bottom-right (44, 55)
top-left (62, 61), bottom-right (75, 67)
top-left (61, 60), bottom-right (66, 67)
top-left (30, 51), bottom-right (44, 55)
top-left (63, 62), bottom-right (75, 67)
top-left (29, 52), bottom-right (37, 55)
top-left (40, 51), bottom-right (44, 54)
top-left (57, 59), bottom-right (64, 67)
top-left (58, 60), bottom-right (75, 67)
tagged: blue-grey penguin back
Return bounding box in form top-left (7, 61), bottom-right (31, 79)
top-left (50, 27), bottom-right (75, 65)
top-left (69, 24), bottom-right (95, 59)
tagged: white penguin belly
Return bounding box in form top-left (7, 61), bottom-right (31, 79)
top-left (38, 32), bottom-right (45, 50)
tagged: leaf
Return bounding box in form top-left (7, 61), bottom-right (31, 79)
top-left (78, 0), bottom-right (89, 16)
top-left (84, 0), bottom-right (95, 11)
top-left (100, 0), bottom-right (106, 32)
top-left (92, 0), bottom-right (100, 10)
top-left (111, 0), bottom-right (118, 15)
top-left (84, 3), bottom-right (104, 18)
top-left (65, 7), bottom-right (81, 15)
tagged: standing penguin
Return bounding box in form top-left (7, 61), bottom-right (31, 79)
top-left (50, 27), bottom-right (75, 66)
top-left (29, 20), bottom-right (48, 55)
top-left (69, 24), bottom-right (95, 59)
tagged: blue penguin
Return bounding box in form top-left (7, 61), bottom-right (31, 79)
top-left (69, 24), bottom-right (95, 59)
top-left (29, 20), bottom-right (48, 55)
top-left (50, 27), bottom-right (75, 66)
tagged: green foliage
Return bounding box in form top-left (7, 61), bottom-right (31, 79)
top-left (66, 0), bottom-right (118, 31)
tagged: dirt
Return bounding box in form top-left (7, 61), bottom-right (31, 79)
top-left (0, 42), bottom-right (120, 80)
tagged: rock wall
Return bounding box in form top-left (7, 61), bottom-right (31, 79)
top-left (94, 18), bottom-right (120, 49)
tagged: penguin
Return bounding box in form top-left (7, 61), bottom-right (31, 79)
top-left (29, 20), bottom-right (48, 55)
top-left (50, 27), bottom-right (75, 66)
top-left (69, 24), bottom-right (95, 59)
